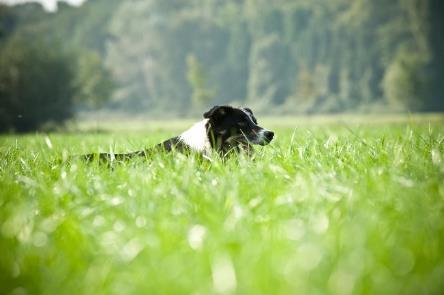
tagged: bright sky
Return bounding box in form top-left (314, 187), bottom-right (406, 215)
top-left (0, 0), bottom-right (86, 12)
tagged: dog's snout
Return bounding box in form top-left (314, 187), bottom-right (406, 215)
top-left (264, 130), bottom-right (274, 141)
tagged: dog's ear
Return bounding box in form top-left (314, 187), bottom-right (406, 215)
top-left (203, 105), bottom-right (232, 119)
top-left (243, 107), bottom-right (253, 115)
top-left (242, 107), bottom-right (258, 124)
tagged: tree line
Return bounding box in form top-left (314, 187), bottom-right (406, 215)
top-left (0, 0), bottom-right (443, 132)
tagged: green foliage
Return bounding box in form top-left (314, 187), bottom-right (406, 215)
top-left (247, 34), bottom-right (292, 108)
top-left (186, 54), bottom-right (215, 108)
top-left (103, 0), bottom-right (442, 113)
top-left (2, 0), bottom-right (444, 113)
top-left (426, 0), bottom-right (444, 110)
top-left (75, 50), bottom-right (114, 109)
top-left (0, 37), bottom-right (77, 132)
top-left (0, 5), bottom-right (16, 39)
top-left (383, 49), bottom-right (428, 110)
top-left (287, 64), bottom-right (332, 113)
top-left (0, 119), bottom-right (443, 293)
top-left (0, 3), bottom-right (116, 132)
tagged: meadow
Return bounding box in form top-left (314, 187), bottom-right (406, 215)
top-left (0, 115), bottom-right (443, 294)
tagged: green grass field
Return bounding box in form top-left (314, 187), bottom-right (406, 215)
top-left (1, 116), bottom-right (444, 294)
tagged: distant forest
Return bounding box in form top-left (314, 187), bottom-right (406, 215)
top-left (1, 0), bottom-right (443, 117)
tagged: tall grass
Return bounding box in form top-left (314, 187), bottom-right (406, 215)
top-left (1, 119), bottom-right (443, 294)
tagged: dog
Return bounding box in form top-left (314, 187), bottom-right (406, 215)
top-left (83, 105), bottom-right (274, 161)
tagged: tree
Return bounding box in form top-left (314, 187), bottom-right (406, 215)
top-left (0, 5), bottom-right (17, 40)
top-left (186, 54), bottom-right (215, 108)
top-left (382, 49), bottom-right (427, 110)
top-left (75, 50), bottom-right (114, 109)
top-left (0, 38), bottom-right (77, 132)
top-left (247, 34), bottom-right (292, 108)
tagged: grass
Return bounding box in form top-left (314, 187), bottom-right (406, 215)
top-left (1, 116), bottom-right (444, 294)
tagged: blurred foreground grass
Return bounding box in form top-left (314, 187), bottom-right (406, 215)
top-left (1, 115), bottom-right (444, 294)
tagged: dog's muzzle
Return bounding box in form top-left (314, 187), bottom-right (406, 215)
top-left (246, 129), bottom-right (274, 145)
top-left (263, 130), bottom-right (274, 144)
top-left (257, 130), bottom-right (274, 145)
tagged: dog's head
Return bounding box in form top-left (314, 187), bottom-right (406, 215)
top-left (203, 105), bottom-right (274, 146)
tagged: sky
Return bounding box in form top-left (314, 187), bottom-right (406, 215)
top-left (0, 0), bottom-right (86, 12)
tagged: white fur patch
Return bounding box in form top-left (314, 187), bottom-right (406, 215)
top-left (179, 119), bottom-right (211, 153)
top-left (257, 129), bottom-right (269, 141)
top-left (242, 109), bottom-right (255, 125)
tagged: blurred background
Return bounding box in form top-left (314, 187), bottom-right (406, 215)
top-left (0, 0), bottom-right (443, 132)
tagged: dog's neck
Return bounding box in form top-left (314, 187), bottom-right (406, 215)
top-left (178, 119), bottom-right (252, 156)
top-left (178, 119), bottom-right (212, 153)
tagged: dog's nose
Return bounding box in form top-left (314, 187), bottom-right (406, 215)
top-left (264, 130), bottom-right (274, 141)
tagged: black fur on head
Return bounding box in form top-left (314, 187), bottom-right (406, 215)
top-left (203, 105), bottom-right (233, 120)
top-left (203, 105), bottom-right (274, 152)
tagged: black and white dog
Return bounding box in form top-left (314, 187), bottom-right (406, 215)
top-left (84, 105), bottom-right (274, 161)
